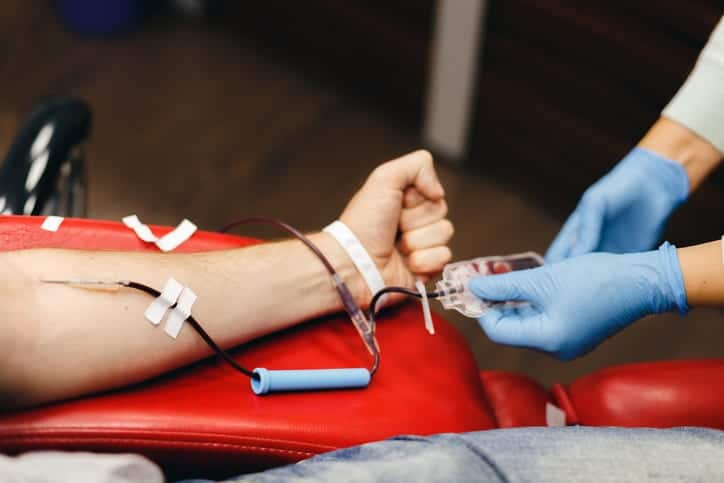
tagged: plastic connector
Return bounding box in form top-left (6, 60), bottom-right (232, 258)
top-left (435, 252), bottom-right (543, 317)
top-left (331, 273), bottom-right (380, 356)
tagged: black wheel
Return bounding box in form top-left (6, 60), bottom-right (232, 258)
top-left (0, 97), bottom-right (91, 217)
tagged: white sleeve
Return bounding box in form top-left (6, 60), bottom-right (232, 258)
top-left (662, 16), bottom-right (724, 153)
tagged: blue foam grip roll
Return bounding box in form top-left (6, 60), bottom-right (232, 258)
top-left (251, 368), bottom-right (371, 395)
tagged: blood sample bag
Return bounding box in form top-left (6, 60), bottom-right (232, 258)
top-left (435, 252), bottom-right (544, 317)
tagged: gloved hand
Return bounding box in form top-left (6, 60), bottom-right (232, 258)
top-left (546, 148), bottom-right (689, 263)
top-left (469, 242), bottom-right (688, 360)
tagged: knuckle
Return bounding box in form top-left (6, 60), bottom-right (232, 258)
top-left (369, 163), bottom-right (391, 182)
top-left (408, 256), bottom-right (422, 273)
top-left (416, 149), bottom-right (433, 165)
top-left (442, 219), bottom-right (454, 240)
top-left (399, 232), bottom-right (414, 252)
top-left (408, 252), bottom-right (427, 272)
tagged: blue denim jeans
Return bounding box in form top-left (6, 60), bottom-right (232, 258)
top-left (179, 426), bottom-right (724, 482)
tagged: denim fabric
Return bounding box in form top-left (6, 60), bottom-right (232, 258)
top-left (180, 426), bottom-right (724, 483)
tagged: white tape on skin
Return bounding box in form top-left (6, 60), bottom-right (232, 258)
top-left (40, 216), bottom-right (64, 232)
top-left (122, 215), bottom-right (197, 251)
top-left (545, 402), bottom-right (566, 427)
top-left (416, 280), bottom-right (435, 335)
top-left (164, 287), bottom-right (197, 339)
top-left (144, 278), bottom-right (184, 325)
top-left (323, 220), bottom-right (387, 306)
top-left (156, 219), bottom-right (197, 252)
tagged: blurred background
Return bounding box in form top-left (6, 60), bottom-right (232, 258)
top-left (0, 0), bottom-right (722, 387)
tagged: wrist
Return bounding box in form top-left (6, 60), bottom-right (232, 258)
top-left (308, 232), bottom-right (370, 308)
top-left (634, 242), bottom-right (688, 315)
top-left (638, 117), bottom-right (722, 191)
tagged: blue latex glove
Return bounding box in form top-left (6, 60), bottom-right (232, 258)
top-left (470, 242), bottom-right (688, 360)
top-left (546, 148), bottom-right (689, 263)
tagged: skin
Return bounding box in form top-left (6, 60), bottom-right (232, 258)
top-left (639, 116), bottom-right (724, 307)
top-left (678, 240), bottom-right (724, 307)
top-left (639, 116), bottom-right (722, 190)
top-left (0, 150), bottom-right (454, 409)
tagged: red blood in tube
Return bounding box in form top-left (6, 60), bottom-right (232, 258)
top-left (492, 261), bottom-right (513, 274)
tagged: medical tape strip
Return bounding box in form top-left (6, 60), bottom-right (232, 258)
top-left (164, 287), bottom-right (197, 339)
top-left (323, 220), bottom-right (387, 306)
top-left (545, 402), bottom-right (566, 427)
top-left (40, 216), bottom-right (64, 232)
top-left (416, 280), bottom-right (435, 335)
top-left (144, 278), bottom-right (184, 325)
top-left (122, 214), bottom-right (197, 251)
top-left (122, 214), bottom-right (159, 243)
top-left (156, 219), bottom-right (197, 252)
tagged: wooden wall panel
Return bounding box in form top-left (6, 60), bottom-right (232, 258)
top-left (211, 1), bottom-right (724, 242)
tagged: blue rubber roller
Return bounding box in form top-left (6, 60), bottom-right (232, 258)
top-left (251, 367), bottom-right (371, 395)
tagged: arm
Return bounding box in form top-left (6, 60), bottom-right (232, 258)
top-left (471, 237), bottom-right (724, 360)
top-left (661, 16), bottom-right (724, 160)
top-left (639, 117), bottom-right (721, 191)
top-left (678, 240), bottom-right (724, 306)
top-left (546, 16), bottom-right (724, 262)
top-left (0, 150), bottom-right (453, 409)
top-left (0, 238), bottom-right (362, 408)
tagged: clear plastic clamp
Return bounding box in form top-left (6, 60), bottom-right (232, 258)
top-left (435, 252), bottom-right (544, 318)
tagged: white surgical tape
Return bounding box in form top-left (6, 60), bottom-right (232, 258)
top-left (416, 280), bottom-right (435, 335)
top-left (323, 220), bottom-right (387, 306)
top-left (156, 219), bottom-right (197, 252)
top-left (164, 287), bottom-right (197, 339)
top-left (545, 402), bottom-right (566, 427)
top-left (40, 216), bottom-right (64, 232)
top-left (122, 214), bottom-right (197, 252)
top-left (123, 214), bottom-right (159, 243)
top-left (144, 278), bottom-right (184, 325)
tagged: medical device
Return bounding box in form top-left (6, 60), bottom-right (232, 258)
top-left (434, 252), bottom-right (544, 317)
top-left (43, 216), bottom-right (542, 395)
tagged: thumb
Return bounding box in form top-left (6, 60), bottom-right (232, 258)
top-left (545, 212), bottom-right (579, 263)
top-left (468, 269), bottom-right (543, 303)
top-left (569, 194), bottom-right (604, 257)
top-left (477, 306), bottom-right (547, 349)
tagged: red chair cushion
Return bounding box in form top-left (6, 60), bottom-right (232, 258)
top-left (0, 216), bottom-right (497, 478)
top-left (479, 371), bottom-right (550, 427)
top-left (551, 359), bottom-right (724, 429)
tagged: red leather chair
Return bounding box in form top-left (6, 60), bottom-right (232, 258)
top-left (0, 216), bottom-right (722, 480)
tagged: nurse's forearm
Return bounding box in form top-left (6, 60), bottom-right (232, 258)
top-left (0, 236), bottom-right (365, 408)
top-left (639, 117), bottom-right (722, 191)
top-left (678, 240), bottom-right (724, 307)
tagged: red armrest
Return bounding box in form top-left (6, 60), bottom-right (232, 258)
top-left (479, 371), bottom-right (551, 427)
top-left (0, 216), bottom-right (497, 479)
top-left (552, 359), bottom-right (724, 429)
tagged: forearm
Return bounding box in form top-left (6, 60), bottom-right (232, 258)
top-left (638, 117), bottom-right (722, 191)
top-left (646, 16), bottom-right (724, 191)
top-left (678, 239), bottom-right (724, 307)
top-left (0, 234), bottom-right (364, 408)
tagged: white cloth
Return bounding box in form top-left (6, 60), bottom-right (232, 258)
top-left (0, 451), bottom-right (163, 483)
top-left (663, 16), bottom-right (724, 153)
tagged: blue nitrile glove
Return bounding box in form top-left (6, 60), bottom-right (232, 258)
top-left (546, 148), bottom-right (689, 263)
top-left (470, 242), bottom-right (688, 360)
